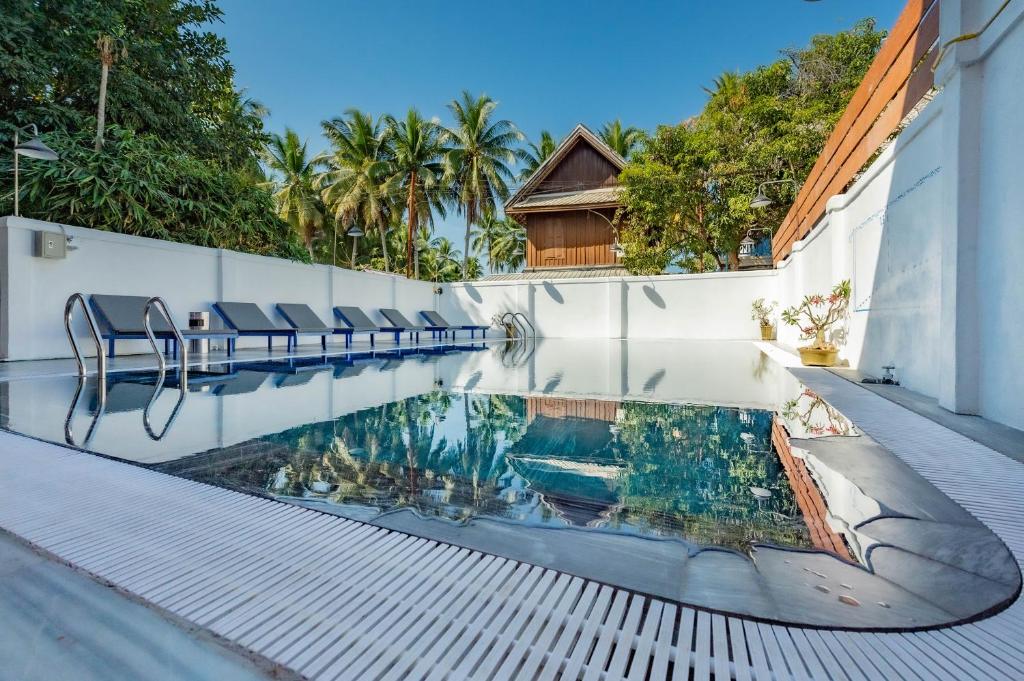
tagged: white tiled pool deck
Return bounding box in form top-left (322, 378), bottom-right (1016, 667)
top-left (0, 348), bottom-right (1022, 679)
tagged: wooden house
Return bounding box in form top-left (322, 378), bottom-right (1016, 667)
top-left (503, 124), bottom-right (628, 278)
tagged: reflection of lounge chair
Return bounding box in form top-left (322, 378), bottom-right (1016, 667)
top-left (419, 311), bottom-right (489, 339)
top-left (333, 361), bottom-right (367, 379)
top-left (380, 308), bottom-right (446, 342)
top-left (275, 303), bottom-right (347, 349)
top-left (274, 371), bottom-right (321, 388)
top-left (213, 370), bottom-right (269, 396)
top-left (212, 301), bottom-right (316, 353)
top-left (333, 306), bottom-right (403, 346)
top-left (89, 294), bottom-right (238, 358)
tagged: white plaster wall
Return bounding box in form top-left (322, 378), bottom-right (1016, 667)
top-left (0, 217), bottom-right (437, 360)
top-left (976, 12), bottom-right (1024, 430)
top-left (443, 271), bottom-right (776, 340)
top-left (776, 99), bottom-right (945, 398)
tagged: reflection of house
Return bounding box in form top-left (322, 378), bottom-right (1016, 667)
top-left (509, 397), bottom-right (625, 526)
top-left (500, 125), bottom-right (629, 279)
top-left (771, 418), bottom-right (853, 561)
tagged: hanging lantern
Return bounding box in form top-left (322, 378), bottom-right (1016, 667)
top-left (739, 234), bottom-right (757, 258)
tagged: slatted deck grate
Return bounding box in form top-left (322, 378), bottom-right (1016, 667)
top-left (1, 367), bottom-right (1023, 680)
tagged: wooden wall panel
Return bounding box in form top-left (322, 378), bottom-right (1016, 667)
top-left (537, 143), bottom-right (620, 193)
top-left (525, 209), bottom-right (619, 269)
top-left (772, 0), bottom-right (940, 262)
top-left (527, 397), bottom-right (621, 424)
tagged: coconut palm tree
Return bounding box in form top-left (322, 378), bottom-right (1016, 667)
top-left (599, 119), bottom-right (644, 159)
top-left (320, 109), bottom-right (394, 271)
top-left (262, 128), bottom-right (326, 259)
top-left (95, 30), bottom-right (127, 150)
top-left (470, 212), bottom-right (506, 273)
top-left (384, 109), bottom-right (447, 278)
top-left (443, 91), bottom-right (523, 278)
top-left (491, 217), bottom-right (527, 272)
top-left (519, 130), bottom-right (558, 180)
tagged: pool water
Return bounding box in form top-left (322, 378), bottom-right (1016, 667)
top-left (2, 339), bottom-right (1018, 629)
top-left (160, 391), bottom-right (811, 554)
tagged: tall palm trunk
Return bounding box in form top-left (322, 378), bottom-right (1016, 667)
top-left (463, 209), bottom-right (472, 279)
top-left (406, 171), bottom-right (417, 279)
top-left (95, 59), bottom-right (110, 151)
top-left (377, 220), bottom-right (390, 271)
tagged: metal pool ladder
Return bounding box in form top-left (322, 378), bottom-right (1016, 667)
top-left (64, 293), bottom-right (106, 380)
top-left (499, 311), bottom-right (536, 339)
top-left (143, 297), bottom-right (188, 390)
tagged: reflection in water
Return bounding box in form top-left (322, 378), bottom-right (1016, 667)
top-left (162, 391), bottom-right (813, 554)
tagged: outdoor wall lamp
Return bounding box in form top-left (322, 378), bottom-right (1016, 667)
top-left (12, 123), bottom-right (60, 217)
top-left (750, 178), bottom-right (797, 210)
top-left (346, 225), bottom-right (364, 269)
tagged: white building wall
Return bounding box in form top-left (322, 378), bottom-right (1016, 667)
top-left (0, 217), bottom-right (437, 360)
top-left (443, 270), bottom-right (777, 340)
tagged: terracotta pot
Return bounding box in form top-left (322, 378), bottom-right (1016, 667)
top-left (798, 346), bottom-right (839, 367)
top-left (760, 324), bottom-right (775, 341)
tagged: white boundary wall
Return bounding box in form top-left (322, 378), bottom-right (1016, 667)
top-left (0, 216), bottom-right (437, 360)
top-left (443, 270), bottom-right (778, 340)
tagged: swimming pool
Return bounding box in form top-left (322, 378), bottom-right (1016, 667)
top-left (2, 339), bottom-right (1018, 629)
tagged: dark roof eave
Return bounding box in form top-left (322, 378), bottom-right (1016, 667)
top-left (506, 201), bottom-right (622, 216)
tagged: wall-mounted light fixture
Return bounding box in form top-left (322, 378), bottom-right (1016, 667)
top-left (12, 123), bottom-right (59, 217)
top-left (346, 225), bottom-right (365, 269)
top-left (750, 178), bottom-right (797, 210)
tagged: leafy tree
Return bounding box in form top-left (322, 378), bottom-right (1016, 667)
top-left (262, 129), bottom-right (326, 259)
top-left (443, 91), bottom-right (523, 278)
top-left (617, 19), bottom-right (884, 273)
top-left (384, 109), bottom-right (448, 278)
top-left (1, 0), bottom-right (265, 166)
top-left (599, 119), bottom-right (645, 159)
top-left (8, 125), bottom-right (306, 259)
top-left (320, 109), bottom-right (394, 271)
top-left (0, 0), bottom-right (295, 258)
top-left (519, 130), bottom-right (559, 180)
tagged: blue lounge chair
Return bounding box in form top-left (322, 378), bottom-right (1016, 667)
top-left (419, 310), bottom-right (489, 339)
top-left (276, 303), bottom-right (352, 348)
top-left (333, 306), bottom-right (403, 347)
top-left (380, 308), bottom-right (446, 342)
top-left (213, 301), bottom-right (318, 353)
top-left (89, 294), bottom-right (238, 358)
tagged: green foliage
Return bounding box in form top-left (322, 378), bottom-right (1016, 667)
top-left (1, 0), bottom-right (265, 167)
top-left (443, 91), bottom-right (524, 277)
top-left (617, 19), bottom-right (884, 274)
top-left (262, 128), bottom-right (326, 258)
top-left (599, 119), bottom-right (645, 159)
top-left (5, 125), bottom-right (307, 259)
top-left (0, 0), bottom-right (298, 258)
top-left (519, 130), bottom-right (559, 181)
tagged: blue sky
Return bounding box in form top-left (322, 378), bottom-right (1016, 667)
top-left (214, 0), bottom-right (900, 249)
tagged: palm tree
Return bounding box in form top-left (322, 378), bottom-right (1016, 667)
top-left (599, 119), bottom-right (644, 159)
top-left (262, 128), bottom-right (326, 259)
top-left (320, 109), bottom-right (394, 271)
top-left (443, 91), bottom-right (523, 278)
top-left (491, 217), bottom-right (527, 272)
top-left (470, 212), bottom-right (505, 272)
top-left (384, 109), bottom-right (447, 278)
top-left (95, 30), bottom-right (127, 150)
top-left (519, 130), bottom-right (558, 180)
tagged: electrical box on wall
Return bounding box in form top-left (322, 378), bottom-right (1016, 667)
top-left (34, 230), bottom-right (67, 259)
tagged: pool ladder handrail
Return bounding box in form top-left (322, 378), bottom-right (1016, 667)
top-left (143, 296), bottom-right (188, 390)
top-left (64, 293), bottom-right (106, 380)
top-left (512, 312), bottom-right (536, 339)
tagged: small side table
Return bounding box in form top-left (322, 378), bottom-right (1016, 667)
top-left (189, 311), bottom-right (210, 355)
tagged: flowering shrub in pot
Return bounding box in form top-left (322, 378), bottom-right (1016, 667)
top-left (780, 280), bottom-right (851, 366)
top-left (750, 298), bottom-right (777, 340)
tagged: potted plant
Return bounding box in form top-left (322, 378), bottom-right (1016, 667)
top-left (750, 298), bottom-right (777, 340)
top-left (781, 279), bottom-right (851, 366)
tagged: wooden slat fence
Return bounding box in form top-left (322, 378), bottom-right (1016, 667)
top-left (772, 0), bottom-right (941, 262)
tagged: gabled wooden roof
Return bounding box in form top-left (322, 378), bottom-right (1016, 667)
top-left (505, 124), bottom-right (627, 213)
